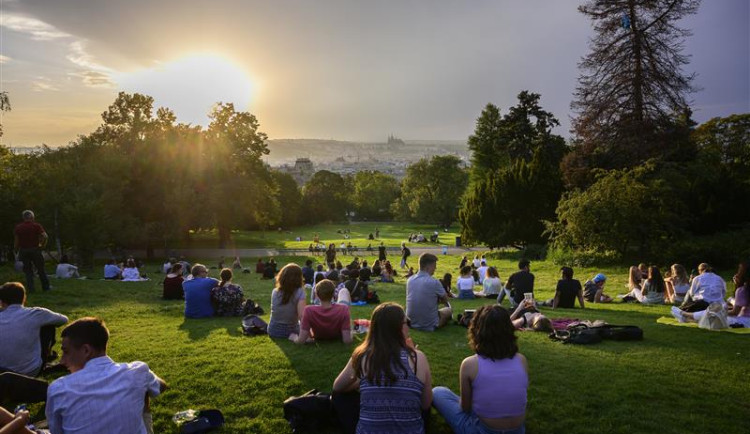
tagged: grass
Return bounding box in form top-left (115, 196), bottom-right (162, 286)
top-left (3, 253), bottom-right (748, 434)
top-left (174, 222), bottom-right (462, 249)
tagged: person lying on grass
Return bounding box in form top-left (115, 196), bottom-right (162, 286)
top-left (432, 304), bottom-right (528, 434)
top-left (510, 300), bottom-right (553, 333)
top-left (333, 302), bottom-right (432, 433)
top-left (289, 280), bottom-right (352, 345)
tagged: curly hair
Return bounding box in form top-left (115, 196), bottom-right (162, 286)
top-left (276, 263), bottom-right (304, 304)
top-left (468, 305), bottom-right (518, 360)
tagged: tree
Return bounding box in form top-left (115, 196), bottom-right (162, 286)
top-left (392, 156), bottom-right (467, 226)
top-left (352, 171), bottom-right (401, 220)
top-left (565, 0), bottom-right (700, 186)
top-left (460, 92), bottom-right (566, 247)
top-left (302, 170), bottom-right (350, 223)
top-left (270, 170), bottom-right (303, 227)
top-left (0, 92), bottom-right (10, 137)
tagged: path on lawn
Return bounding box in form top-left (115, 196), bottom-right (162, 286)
top-left (94, 245), bottom-right (487, 259)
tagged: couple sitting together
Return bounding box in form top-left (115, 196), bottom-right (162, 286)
top-left (183, 265), bottom-right (248, 318)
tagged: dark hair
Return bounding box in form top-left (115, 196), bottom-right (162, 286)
top-left (487, 266), bottom-right (499, 279)
top-left (441, 273), bottom-right (452, 291)
top-left (60, 254), bottom-right (70, 264)
top-left (734, 261), bottom-right (750, 289)
top-left (518, 259), bottom-right (530, 270)
top-left (352, 303), bottom-right (414, 386)
top-left (276, 263), bottom-right (303, 304)
top-left (560, 266), bottom-right (574, 280)
top-left (646, 266), bottom-right (666, 293)
top-left (0, 282), bottom-right (26, 305)
top-left (62, 317), bottom-right (109, 351)
top-left (460, 265), bottom-right (473, 276)
top-left (419, 253), bottom-right (438, 270)
top-left (468, 305), bottom-right (518, 360)
top-left (315, 279), bottom-right (336, 302)
top-left (305, 260), bottom-right (312, 266)
top-left (219, 268), bottom-right (233, 287)
top-left (316, 264), bottom-right (324, 272)
top-left (348, 269), bottom-right (360, 280)
top-left (170, 263), bottom-right (183, 274)
top-left (126, 258), bottom-right (136, 268)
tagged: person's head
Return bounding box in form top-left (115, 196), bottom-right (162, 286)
top-left (560, 266), bottom-right (574, 280)
top-left (316, 264), bottom-right (324, 272)
top-left (219, 268), bottom-right (233, 285)
top-left (628, 266), bottom-right (641, 289)
top-left (336, 261), bottom-right (343, 270)
top-left (191, 264), bottom-right (208, 278)
top-left (460, 265), bottom-right (473, 277)
top-left (593, 273), bottom-right (607, 287)
top-left (305, 259), bottom-right (312, 267)
top-left (276, 263), bottom-right (304, 304)
top-left (638, 263), bottom-right (648, 274)
top-left (734, 261), bottom-right (750, 289)
top-left (670, 264), bottom-right (688, 284)
top-left (468, 305), bottom-right (518, 360)
top-left (348, 269), bottom-right (360, 280)
top-left (126, 258), bottom-right (136, 268)
top-left (107, 259), bottom-right (116, 265)
top-left (60, 254), bottom-right (70, 264)
top-left (373, 260), bottom-right (380, 267)
top-left (21, 210), bottom-right (35, 221)
top-left (648, 266), bottom-right (665, 292)
top-left (698, 263), bottom-right (711, 274)
top-left (315, 279), bottom-right (336, 303)
top-left (480, 260), bottom-right (487, 266)
top-left (531, 316), bottom-right (553, 333)
top-left (362, 260), bottom-right (368, 267)
top-left (487, 266), bottom-right (500, 279)
top-left (60, 317), bottom-right (109, 373)
top-left (419, 253), bottom-right (438, 274)
top-left (518, 259), bottom-right (530, 271)
top-left (170, 263), bottom-right (183, 274)
top-left (0, 282), bottom-right (26, 307)
top-left (442, 273), bottom-right (452, 285)
top-left (352, 302), bottom-right (411, 386)
top-left (384, 261), bottom-right (393, 272)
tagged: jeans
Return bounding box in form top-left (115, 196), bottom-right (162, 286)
top-left (458, 290), bottom-right (475, 299)
top-left (496, 289), bottom-right (517, 308)
top-left (19, 248), bottom-right (50, 291)
top-left (432, 386), bottom-right (525, 434)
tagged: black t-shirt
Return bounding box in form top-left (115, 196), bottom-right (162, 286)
top-left (371, 264), bottom-right (382, 276)
top-left (378, 246), bottom-right (387, 259)
top-left (555, 279), bottom-right (582, 308)
top-left (507, 270), bottom-right (535, 304)
top-left (360, 267), bottom-right (372, 282)
top-left (302, 266), bottom-right (314, 285)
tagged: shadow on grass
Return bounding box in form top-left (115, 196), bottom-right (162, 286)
top-left (178, 316), bottom-right (246, 341)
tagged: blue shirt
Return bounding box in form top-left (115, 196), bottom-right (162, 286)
top-left (406, 271), bottom-right (446, 331)
top-left (104, 264), bottom-right (121, 279)
top-left (183, 277), bottom-right (218, 318)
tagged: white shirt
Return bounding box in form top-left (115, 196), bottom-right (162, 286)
top-left (476, 266), bottom-right (489, 284)
top-left (472, 259), bottom-right (481, 268)
top-left (0, 304), bottom-right (68, 375)
top-left (121, 267), bottom-right (142, 281)
top-left (56, 264), bottom-right (79, 279)
top-left (162, 262), bottom-right (172, 274)
top-left (482, 277), bottom-right (503, 296)
top-left (46, 356), bottom-right (162, 434)
top-left (456, 276), bottom-right (476, 292)
top-left (688, 272), bottom-right (726, 303)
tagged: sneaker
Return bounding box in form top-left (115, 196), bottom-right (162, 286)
top-left (671, 306), bottom-right (686, 323)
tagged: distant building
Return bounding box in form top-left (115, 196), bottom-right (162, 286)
top-left (387, 134), bottom-right (405, 145)
top-left (282, 157), bottom-right (314, 185)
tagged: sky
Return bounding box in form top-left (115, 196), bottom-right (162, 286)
top-left (0, 0), bottom-right (748, 146)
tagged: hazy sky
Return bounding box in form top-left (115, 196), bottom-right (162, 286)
top-left (1, 0), bottom-right (748, 146)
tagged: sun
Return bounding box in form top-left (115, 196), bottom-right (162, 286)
top-left (117, 54), bottom-right (255, 126)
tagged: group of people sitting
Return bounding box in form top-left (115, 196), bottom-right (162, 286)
top-left (102, 257), bottom-right (148, 281)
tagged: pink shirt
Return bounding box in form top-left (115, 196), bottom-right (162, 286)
top-left (301, 304), bottom-right (351, 340)
top-left (735, 286), bottom-right (749, 317)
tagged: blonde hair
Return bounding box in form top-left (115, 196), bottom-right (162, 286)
top-left (628, 266), bottom-right (642, 290)
top-left (671, 264), bottom-right (688, 285)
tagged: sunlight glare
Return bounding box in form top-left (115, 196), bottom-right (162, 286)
top-left (117, 54), bottom-right (255, 126)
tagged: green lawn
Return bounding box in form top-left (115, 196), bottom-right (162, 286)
top-left (3, 254), bottom-right (747, 434)
top-left (176, 222), bottom-right (462, 249)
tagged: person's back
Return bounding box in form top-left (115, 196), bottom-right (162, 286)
top-left (162, 274), bottom-right (184, 300)
top-left (507, 269), bottom-right (534, 304)
top-left (122, 267), bottom-right (141, 281)
top-left (56, 263), bottom-right (79, 279)
top-left (183, 266), bottom-right (217, 318)
top-left (482, 276), bottom-right (503, 296)
top-left (406, 272), bottom-right (444, 331)
top-left (642, 280), bottom-right (665, 304)
top-left (358, 349), bottom-right (425, 434)
top-left (472, 355), bottom-right (528, 420)
top-left (301, 304), bottom-right (350, 340)
top-left (476, 265), bottom-right (488, 284)
top-left (555, 279), bottom-right (582, 308)
top-left (0, 283), bottom-right (68, 376)
top-left (211, 282), bottom-right (245, 316)
top-left (104, 263), bottom-right (121, 280)
top-left (359, 267), bottom-right (372, 282)
top-left (691, 272), bottom-right (726, 303)
top-left (302, 263), bottom-right (315, 285)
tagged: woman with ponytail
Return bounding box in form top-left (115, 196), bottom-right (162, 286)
top-left (210, 268), bottom-right (245, 316)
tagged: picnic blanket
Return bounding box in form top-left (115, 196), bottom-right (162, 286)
top-left (656, 316), bottom-right (750, 334)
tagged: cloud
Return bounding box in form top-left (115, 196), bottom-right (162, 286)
top-left (0, 13), bottom-right (69, 40)
top-left (69, 70), bottom-right (115, 88)
top-left (0, 55), bottom-right (11, 64)
top-left (66, 41), bottom-right (116, 88)
top-left (31, 77), bottom-right (60, 92)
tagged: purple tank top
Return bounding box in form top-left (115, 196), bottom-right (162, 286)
top-left (471, 354), bottom-right (528, 419)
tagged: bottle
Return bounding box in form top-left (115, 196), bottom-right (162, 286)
top-left (172, 409), bottom-right (198, 425)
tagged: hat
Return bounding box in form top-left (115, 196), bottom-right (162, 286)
top-left (593, 273), bottom-right (607, 283)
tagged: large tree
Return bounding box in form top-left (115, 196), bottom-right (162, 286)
top-left (565, 0), bottom-right (700, 186)
top-left (352, 171), bottom-right (401, 220)
top-left (392, 155), bottom-right (467, 226)
top-left (302, 170), bottom-right (350, 223)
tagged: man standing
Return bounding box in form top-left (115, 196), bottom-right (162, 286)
top-left (46, 317), bottom-right (167, 434)
top-left (14, 210), bottom-right (51, 292)
top-left (377, 242), bottom-right (387, 263)
top-left (497, 259), bottom-right (535, 307)
top-left (183, 264), bottom-right (219, 318)
top-left (406, 253), bottom-right (452, 331)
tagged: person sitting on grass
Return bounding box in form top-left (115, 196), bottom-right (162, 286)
top-left (672, 261), bottom-right (749, 327)
top-left (478, 267), bottom-right (503, 299)
top-left (405, 267), bottom-right (415, 278)
top-left (211, 268), bottom-right (245, 316)
top-left (183, 264), bottom-right (218, 319)
top-left (638, 266), bottom-right (666, 304)
top-left (255, 258), bottom-right (264, 274)
top-left (333, 303), bottom-right (432, 433)
top-left (326, 263), bottom-right (339, 282)
top-left (509, 300), bottom-right (553, 332)
top-left (232, 256), bottom-right (243, 270)
top-left (380, 261), bottom-right (396, 283)
top-left (476, 261), bottom-right (489, 285)
top-left (344, 269), bottom-right (367, 302)
top-left (440, 273), bottom-right (455, 298)
top-left (55, 255), bottom-right (80, 279)
top-left (103, 259), bottom-right (122, 280)
top-left (301, 260), bottom-right (315, 286)
top-left (162, 263), bottom-right (184, 300)
top-left (406, 253), bottom-right (452, 331)
top-left (665, 264), bottom-right (690, 304)
top-left (432, 304), bottom-right (528, 434)
top-left (583, 273), bottom-right (612, 303)
top-left (0, 282), bottom-right (68, 377)
top-left (456, 266), bottom-right (476, 299)
top-left (550, 266), bottom-right (584, 309)
top-left (359, 260), bottom-right (372, 283)
top-left (289, 280), bottom-right (352, 344)
top-left (680, 263), bottom-right (726, 312)
top-left (268, 264), bottom-right (307, 338)
top-left (121, 258), bottom-right (145, 281)
top-left (497, 259), bottom-right (535, 308)
top-left (622, 266), bottom-right (643, 302)
top-left (46, 317), bottom-right (168, 434)
top-left (371, 260), bottom-right (382, 278)
top-left (162, 258), bottom-right (173, 275)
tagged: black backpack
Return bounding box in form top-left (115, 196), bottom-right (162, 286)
top-left (241, 315), bottom-right (268, 336)
top-left (283, 389), bottom-right (336, 433)
top-left (241, 298), bottom-right (264, 316)
top-left (549, 324), bottom-right (602, 345)
top-left (593, 325), bottom-right (644, 341)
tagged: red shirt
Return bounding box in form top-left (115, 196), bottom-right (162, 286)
top-left (301, 304), bottom-right (351, 340)
top-left (14, 221), bottom-right (45, 249)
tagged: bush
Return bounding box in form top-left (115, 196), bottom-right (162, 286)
top-left (547, 245), bottom-right (622, 268)
top-left (660, 227), bottom-right (750, 271)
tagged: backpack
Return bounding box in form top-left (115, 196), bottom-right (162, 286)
top-left (241, 298), bottom-right (265, 316)
top-left (549, 324), bottom-right (602, 345)
top-left (241, 315), bottom-right (268, 336)
top-left (457, 309), bottom-right (476, 327)
top-left (698, 302), bottom-right (729, 330)
top-left (365, 290), bottom-right (380, 304)
top-left (283, 389), bottom-right (336, 433)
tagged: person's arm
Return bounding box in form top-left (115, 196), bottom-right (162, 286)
top-left (332, 357), bottom-right (359, 393)
top-left (155, 374), bottom-right (168, 393)
top-left (0, 408), bottom-right (30, 434)
top-left (577, 284), bottom-right (586, 309)
top-left (459, 356), bottom-right (477, 412)
top-left (510, 300), bottom-right (530, 321)
top-left (297, 295), bottom-right (307, 324)
top-left (34, 308), bottom-right (68, 327)
top-left (412, 350), bottom-right (433, 410)
top-left (552, 290), bottom-right (560, 309)
top-left (341, 329), bottom-right (353, 344)
top-left (39, 229), bottom-right (49, 248)
top-left (289, 329), bottom-right (312, 344)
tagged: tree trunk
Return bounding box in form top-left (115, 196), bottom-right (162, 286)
top-left (628, 0), bottom-right (645, 123)
top-left (218, 225), bottom-right (230, 249)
